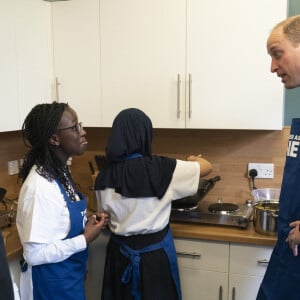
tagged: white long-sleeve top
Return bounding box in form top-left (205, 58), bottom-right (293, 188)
top-left (96, 159), bottom-right (200, 236)
top-left (16, 166), bottom-right (87, 266)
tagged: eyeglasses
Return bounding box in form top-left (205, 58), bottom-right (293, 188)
top-left (57, 122), bottom-right (83, 134)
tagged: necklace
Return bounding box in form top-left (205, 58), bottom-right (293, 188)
top-left (59, 169), bottom-right (80, 202)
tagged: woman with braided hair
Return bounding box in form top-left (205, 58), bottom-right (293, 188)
top-left (16, 102), bottom-right (109, 300)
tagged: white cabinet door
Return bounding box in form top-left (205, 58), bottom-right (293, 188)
top-left (186, 0), bottom-right (286, 129)
top-left (15, 0), bottom-right (52, 125)
top-left (99, 0), bottom-right (186, 128)
top-left (229, 274), bottom-right (264, 300)
top-left (180, 268), bottom-right (228, 300)
top-left (175, 238), bottom-right (229, 300)
top-left (0, 1), bottom-right (19, 132)
top-left (0, 0), bottom-right (52, 132)
top-left (229, 243), bottom-right (273, 300)
top-left (52, 0), bottom-right (101, 126)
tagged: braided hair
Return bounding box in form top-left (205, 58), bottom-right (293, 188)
top-left (19, 102), bottom-right (69, 183)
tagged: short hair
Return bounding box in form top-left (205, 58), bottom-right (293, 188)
top-left (274, 15), bottom-right (300, 46)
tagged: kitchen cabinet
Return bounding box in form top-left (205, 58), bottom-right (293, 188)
top-left (85, 230), bottom-right (110, 300)
top-left (51, 0), bottom-right (102, 127)
top-left (0, 0), bottom-right (52, 132)
top-left (174, 238), bottom-right (273, 300)
top-left (228, 243), bottom-right (272, 300)
top-left (174, 238), bottom-right (229, 300)
top-left (0, 1), bottom-right (19, 131)
top-left (99, 0), bottom-right (286, 129)
top-left (100, 0), bottom-right (186, 128)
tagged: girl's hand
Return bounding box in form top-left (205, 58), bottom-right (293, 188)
top-left (84, 212), bottom-right (110, 244)
top-left (286, 221), bottom-right (300, 256)
top-left (187, 155), bottom-right (212, 177)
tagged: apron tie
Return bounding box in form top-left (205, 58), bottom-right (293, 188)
top-left (120, 247), bottom-right (141, 299)
top-left (111, 231), bottom-right (173, 300)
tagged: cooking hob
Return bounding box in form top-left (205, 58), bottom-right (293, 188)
top-left (170, 198), bottom-right (253, 228)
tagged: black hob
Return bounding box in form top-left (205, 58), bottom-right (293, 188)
top-left (170, 199), bottom-right (253, 228)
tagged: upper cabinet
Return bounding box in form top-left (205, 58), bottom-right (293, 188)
top-left (0, 0), bottom-right (52, 132)
top-left (1, 0), bottom-right (287, 131)
top-left (185, 0), bottom-right (286, 129)
top-left (100, 0), bottom-right (187, 128)
top-left (0, 2), bottom-right (19, 131)
top-left (100, 0), bottom-right (287, 129)
top-left (51, 0), bottom-right (102, 127)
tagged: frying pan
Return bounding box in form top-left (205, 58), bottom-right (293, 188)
top-left (172, 176), bottom-right (221, 209)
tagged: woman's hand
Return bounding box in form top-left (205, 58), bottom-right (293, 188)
top-left (84, 211), bottom-right (110, 245)
top-left (187, 155), bottom-right (212, 177)
top-left (286, 221), bottom-right (300, 256)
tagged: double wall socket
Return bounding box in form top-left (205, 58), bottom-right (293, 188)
top-left (248, 163), bottom-right (274, 179)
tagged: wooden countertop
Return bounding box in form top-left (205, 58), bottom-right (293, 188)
top-left (1, 220), bottom-right (277, 262)
top-left (170, 220), bottom-right (277, 247)
top-left (1, 224), bottom-right (22, 260)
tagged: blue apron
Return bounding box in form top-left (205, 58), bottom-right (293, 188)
top-left (111, 227), bottom-right (181, 300)
top-left (257, 118), bottom-right (300, 300)
top-left (32, 180), bottom-right (88, 300)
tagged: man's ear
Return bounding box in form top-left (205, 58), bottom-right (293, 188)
top-left (49, 134), bottom-right (60, 146)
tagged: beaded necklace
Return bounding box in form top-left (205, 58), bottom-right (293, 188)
top-left (58, 168), bottom-right (80, 202)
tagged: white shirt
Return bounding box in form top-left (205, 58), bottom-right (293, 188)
top-left (16, 166), bottom-right (87, 300)
top-left (96, 159), bottom-right (200, 235)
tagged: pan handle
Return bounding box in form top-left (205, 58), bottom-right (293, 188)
top-left (210, 176), bottom-right (221, 183)
top-left (204, 176), bottom-right (221, 190)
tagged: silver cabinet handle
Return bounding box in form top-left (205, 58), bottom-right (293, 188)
top-left (177, 74), bottom-right (181, 118)
top-left (219, 285), bottom-right (223, 300)
top-left (188, 73), bottom-right (192, 118)
top-left (55, 77), bottom-right (60, 102)
top-left (257, 259), bottom-right (269, 264)
top-left (232, 287), bottom-right (236, 300)
top-left (176, 251), bottom-right (201, 258)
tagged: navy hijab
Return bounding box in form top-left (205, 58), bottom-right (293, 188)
top-left (94, 108), bottom-right (176, 199)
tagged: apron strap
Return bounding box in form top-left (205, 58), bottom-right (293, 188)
top-left (111, 228), bottom-right (180, 300)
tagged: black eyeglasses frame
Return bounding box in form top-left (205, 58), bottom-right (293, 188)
top-left (57, 122), bottom-right (83, 134)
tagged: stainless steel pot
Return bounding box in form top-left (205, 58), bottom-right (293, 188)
top-left (253, 200), bottom-right (279, 235)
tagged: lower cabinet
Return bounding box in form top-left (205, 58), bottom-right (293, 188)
top-left (228, 243), bottom-right (273, 300)
top-left (175, 238), bottom-right (229, 300)
top-left (85, 230), bottom-right (110, 300)
top-left (174, 238), bottom-right (273, 300)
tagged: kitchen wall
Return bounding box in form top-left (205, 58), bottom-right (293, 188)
top-left (0, 127), bottom-right (289, 206)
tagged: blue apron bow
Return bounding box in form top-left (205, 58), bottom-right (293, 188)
top-left (111, 228), bottom-right (181, 300)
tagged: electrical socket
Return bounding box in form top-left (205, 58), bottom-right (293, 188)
top-left (248, 163), bottom-right (274, 179)
top-left (8, 160), bottom-right (19, 175)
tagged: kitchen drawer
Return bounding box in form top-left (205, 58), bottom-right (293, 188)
top-left (174, 238), bottom-right (229, 272)
top-left (229, 243), bottom-right (273, 276)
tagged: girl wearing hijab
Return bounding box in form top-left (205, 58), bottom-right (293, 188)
top-left (17, 102), bottom-right (109, 300)
top-left (95, 108), bottom-right (212, 300)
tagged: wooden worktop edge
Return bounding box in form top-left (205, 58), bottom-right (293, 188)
top-left (170, 222), bottom-right (277, 247)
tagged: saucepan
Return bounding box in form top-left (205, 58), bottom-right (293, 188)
top-left (172, 176), bottom-right (221, 210)
top-left (251, 188), bottom-right (280, 235)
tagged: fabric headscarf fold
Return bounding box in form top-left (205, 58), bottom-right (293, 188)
top-left (94, 108), bottom-right (176, 199)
